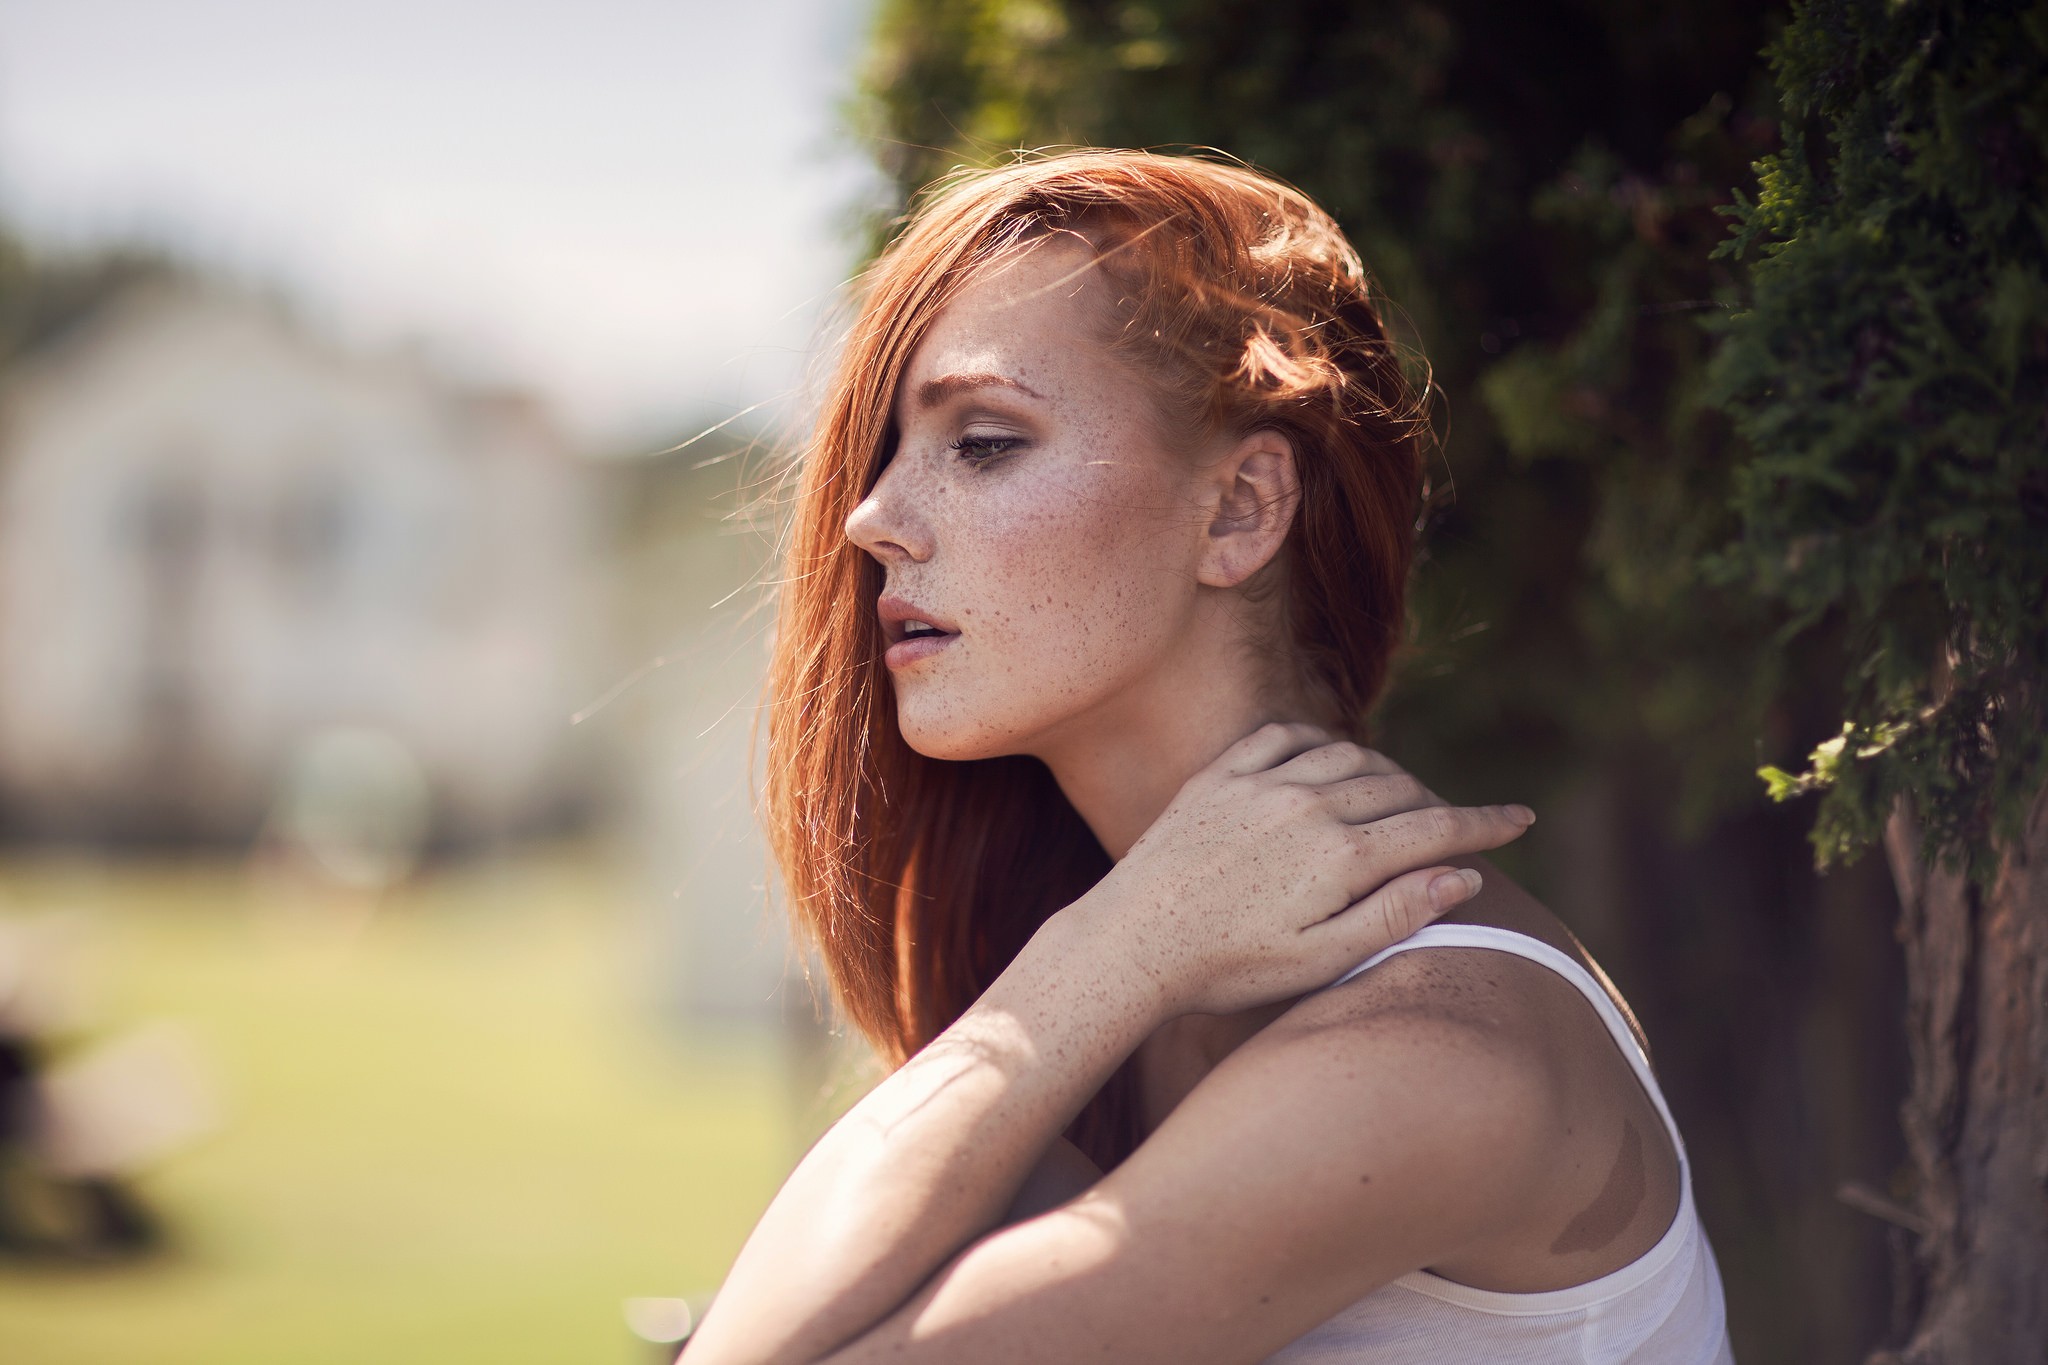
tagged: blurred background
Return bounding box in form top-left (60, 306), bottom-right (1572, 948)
top-left (0, 3), bottom-right (883, 1362)
top-left (0, 2), bottom-right (1997, 1363)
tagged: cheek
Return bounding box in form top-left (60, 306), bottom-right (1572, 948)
top-left (896, 461), bottom-right (1196, 753)
top-left (978, 455), bottom-right (1184, 629)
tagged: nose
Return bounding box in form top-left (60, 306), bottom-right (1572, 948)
top-left (843, 455), bottom-right (931, 565)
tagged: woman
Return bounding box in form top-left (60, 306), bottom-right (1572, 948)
top-left (684, 150), bottom-right (1731, 1363)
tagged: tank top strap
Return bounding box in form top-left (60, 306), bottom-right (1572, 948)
top-left (1319, 923), bottom-right (1688, 1165)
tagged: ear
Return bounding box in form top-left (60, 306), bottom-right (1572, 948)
top-left (1195, 428), bottom-right (1300, 589)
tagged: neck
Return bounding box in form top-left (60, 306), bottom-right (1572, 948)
top-left (1038, 713), bottom-right (1266, 862)
top-left (1029, 615), bottom-right (1326, 861)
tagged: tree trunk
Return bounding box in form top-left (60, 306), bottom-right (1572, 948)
top-left (1880, 782), bottom-right (2048, 1364)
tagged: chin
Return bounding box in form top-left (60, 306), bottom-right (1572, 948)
top-left (895, 718), bottom-right (1010, 764)
top-left (893, 699), bottom-right (1037, 764)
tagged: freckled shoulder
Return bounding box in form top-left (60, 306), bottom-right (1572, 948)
top-left (1228, 946), bottom-right (1578, 1189)
top-left (1239, 937), bottom-right (1688, 1288)
top-left (1234, 946), bottom-right (1592, 1212)
top-left (1268, 941), bottom-right (1575, 1078)
top-left (1079, 943), bottom-right (1576, 1328)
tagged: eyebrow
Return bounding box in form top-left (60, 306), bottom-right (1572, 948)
top-left (913, 372), bottom-right (1047, 410)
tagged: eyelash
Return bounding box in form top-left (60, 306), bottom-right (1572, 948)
top-left (948, 435), bottom-right (1021, 467)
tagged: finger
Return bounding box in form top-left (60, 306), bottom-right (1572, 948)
top-left (1267, 740), bottom-right (1403, 786)
top-left (1309, 864), bottom-right (1483, 961)
top-left (1211, 721), bottom-right (1337, 777)
top-left (1315, 773), bottom-right (1446, 824)
top-left (1342, 802), bottom-right (1534, 899)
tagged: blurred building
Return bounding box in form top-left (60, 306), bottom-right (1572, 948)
top-left (604, 443), bottom-right (806, 1030)
top-left (0, 280), bottom-right (605, 846)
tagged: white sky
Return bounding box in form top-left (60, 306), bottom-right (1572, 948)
top-left (0, 0), bottom-right (887, 447)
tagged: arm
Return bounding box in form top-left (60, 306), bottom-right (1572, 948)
top-left (805, 982), bottom-right (1560, 1364)
top-left (1000, 1134), bottom-right (1104, 1226)
top-left (683, 724), bottom-right (1536, 1365)
top-left (682, 896), bottom-right (1163, 1364)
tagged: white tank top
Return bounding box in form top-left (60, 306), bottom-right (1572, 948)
top-left (1261, 924), bottom-right (1735, 1365)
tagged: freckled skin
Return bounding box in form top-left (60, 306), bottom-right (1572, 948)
top-left (841, 235), bottom-right (1687, 1304)
top-left (844, 242), bottom-right (1488, 1028)
top-left (845, 237), bottom-right (1308, 861)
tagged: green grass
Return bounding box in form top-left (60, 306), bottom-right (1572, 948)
top-left (0, 849), bottom-right (804, 1365)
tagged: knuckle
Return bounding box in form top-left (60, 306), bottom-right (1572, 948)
top-left (1230, 725), bottom-right (1274, 755)
top-left (1273, 784), bottom-right (1316, 814)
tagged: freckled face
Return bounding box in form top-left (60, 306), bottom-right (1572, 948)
top-left (843, 238), bottom-right (1212, 762)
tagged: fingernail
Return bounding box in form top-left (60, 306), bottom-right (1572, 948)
top-left (1429, 869), bottom-right (1481, 909)
top-left (1507, 804), bottom-right (1536, 825)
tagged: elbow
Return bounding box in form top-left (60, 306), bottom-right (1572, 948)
top-left (673, 1315), bottom-right (837, 1365)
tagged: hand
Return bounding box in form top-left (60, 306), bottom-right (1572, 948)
top-left (1075, 721), bottom-right (1536, 1021)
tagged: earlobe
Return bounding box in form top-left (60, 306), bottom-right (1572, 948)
top-left (1198, 429), bottom-right (1300, 588)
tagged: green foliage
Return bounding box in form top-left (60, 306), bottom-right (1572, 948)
top-left (1709, 0), bottom-right (2048, 878)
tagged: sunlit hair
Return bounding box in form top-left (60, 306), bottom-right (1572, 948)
top-left (763, 149), bottom-right (1432, 1169)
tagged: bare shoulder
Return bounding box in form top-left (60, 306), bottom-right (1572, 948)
top-left (1084, 946), bottom-right (1572, 1312)
top-left (1240, 936), bottom-right (1580, 1199)
top-left (1258, 938), bottom-right (1573, 1127)
top-left (1137, 865), bottom-right (1611, 1221)
top-left (1267, 854), bottom-right (1643, 1064)
top-left (1280, 927), bottom-right (1564, 1037)
top-left (1229, 867), bottom-right (1687, 1291)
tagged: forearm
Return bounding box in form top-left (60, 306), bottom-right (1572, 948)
top-left (682, 894), bottom-right (1158, 1365)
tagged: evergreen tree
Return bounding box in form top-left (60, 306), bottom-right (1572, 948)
top-left (1711, 1), bottom-right (2048, 1357)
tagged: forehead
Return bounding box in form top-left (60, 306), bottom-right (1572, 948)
top-left (894, 236), bottom-right (1119, 420)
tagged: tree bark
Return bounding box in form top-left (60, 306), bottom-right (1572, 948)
top-left (1879, 782), bottom-right (2048, 1364)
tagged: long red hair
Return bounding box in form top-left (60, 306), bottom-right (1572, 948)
top-left (761, 150), bottom-right (1431, 1170)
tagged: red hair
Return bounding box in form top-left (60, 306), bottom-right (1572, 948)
top-left (762, 150), bottom-right (1431, 1169)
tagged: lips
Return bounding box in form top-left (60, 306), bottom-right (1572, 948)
top-left (878, 594), bottom-right (959, 669)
